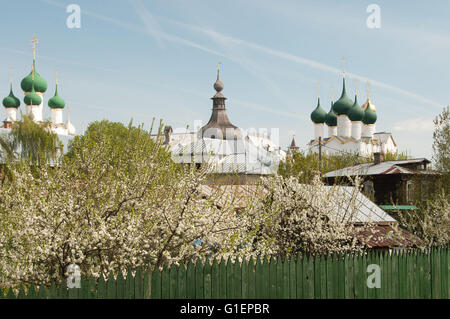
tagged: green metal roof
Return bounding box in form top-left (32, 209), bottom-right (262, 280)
top-left (332, 78), bottom-right (353, 115)
top-left (310, 97), bottom-right (327, 124)
top-left (48, 85), bottom-right (66, 109)
top-left (379, 205), bottom-right (418, 211)
top-left (325, 102), bottom-right (337, 127)
top-left (348, 94), bottom-right (364, 121)
top-left (2, 84), bottom-right (20, 108)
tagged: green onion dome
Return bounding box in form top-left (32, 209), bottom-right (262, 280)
top-left (362, 99), bottom-right (377, 124)
top-left (48, 85), bottom-right (65, 109)
top-left (2, 84), bottom-right (20, 108)
top-left (310, 98), bottom-right (327, 124)
top-left (348, 95), bottom-right (364, 121)
top-left (325, 102), bottom-right (337, 127)
top-left (21, 61), bottom-right (47, 93)
top-left (24, 82), bottom-right (42, 106)
top-left (332, 78), bottom-right (353, 115)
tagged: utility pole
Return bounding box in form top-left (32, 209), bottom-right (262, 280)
top-left (319, 136), bottom-right (322, 173)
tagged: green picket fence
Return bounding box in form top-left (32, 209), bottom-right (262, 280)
top-left (1, 247), bottom-right (449, 299)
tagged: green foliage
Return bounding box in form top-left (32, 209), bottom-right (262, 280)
top-left (432, 106), bottom-right (450, 174)
top-left (6, 115), bottom-right (62, 165)
top-left (397, 190), bottom-right (450, 248)
top-left (432, 106), bottom-right (450, 194)
top-left (279, 150), bottom-right (409, 184)
top-left (279, 151), bottom-right (361, 183)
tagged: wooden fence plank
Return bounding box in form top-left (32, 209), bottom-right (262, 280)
top-left (18, 285), bottom-right (26, 299)
top-left (78, 276), bottom-right (87, 300)
top-left (304, 255), bottom-right (314, 299)
top-left (211, 259), bottom-right (219, 299)
top-left (125, 269), bottom-right (134, 299)
top-left (178, 263), bottom-right (187, 299)
top-left (314, 255), bottom-right (321, 299)
top-left (186, 261), bottom-right (195, 299)
top-left (282, 257), bottom-right (289, 299)
top-left (59, 278), bottom-right (68, 299)
top-left (116, 271), bottom-right (125, 299)
top-left (248, 258), bottom-right (256, 299)
top-left (255, 258), bottom-right (262, 299)
top-left (241, 259), bottom-right (248, 299)
top-left (49, 282), bottom-right (57, 299)
top-left (151, 268), bottom-right (161, 299)
top-left (440, 247), bottom-right (448, 299)
top-left (6, 288), bottom-right (16, 299)
top-left (443, 248), bottom-right (449, 299)
top-left (134, 267), bottom-right (143, 299)
top-left (169, 264), bottom-right (178, 299)
top-left (344, 254), bottom-right (354, 299)
top-left (226, 258), bottom-right (233, 299)
top-left (261, 258), bottom-right (270, 299)
top-left (219, 259), bottom-right (227, 299)
top-left (196, 259), bottom-right (204, 299)
top-left (269, 257), bottom-right (277, 299)
top-left (143, 268), bottom-right (151, 299)
top-left (289, 257), bottom-right (297, 299)
top-left (233, 259), bottom-right (242, 299)
top-left (98, 274), bottom-right (106, 299)
top-left (204, 260), bottom-right (212, 299)
top-left (276, 256), bottom-right (283, 299)
top-left (161, 266), bottom-right (170, 299)
top-left (338, 254), bottom-right (345, 299)
top-left (296, 255), bottom-right (303, 299)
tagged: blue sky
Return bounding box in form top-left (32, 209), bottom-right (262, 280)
top-left (1, 0), bottom-right (448, 159)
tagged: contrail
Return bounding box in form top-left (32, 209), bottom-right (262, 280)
top-left (41, 0), bottom-right (445, 110)
top-left (167, 20), bottom-right (445, 109)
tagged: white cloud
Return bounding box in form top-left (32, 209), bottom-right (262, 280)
top-left (393, 118), bottom-right (434, 132)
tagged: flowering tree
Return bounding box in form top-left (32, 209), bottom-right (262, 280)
top-left (397, 191), bottom-right (450, 248)
top-left (0, 121), bottom-right (249, 287)
top-left (244, 174), bottom-right (375, 257)
top-left (0, 120), bottom-right (392, 288)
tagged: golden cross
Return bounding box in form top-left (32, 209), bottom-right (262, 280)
top-left (342, 56), bottom-right (345, 76)
top-left (354, 77), bottom-right (359, 96)
top-left (217, 62), bottom-right (222, 73)
top-left (366, 80), bottom-right (371, 99)
top-left (56, 68), bottom-right (59, 85)
top-left (330, 85), bottom-right (335, 101)
top-left (31, 35), bottom-right (38, 59)
top-left (9, 66), bottom-right (12, 84)
top-left (317, 81), bottom-right (321, 98)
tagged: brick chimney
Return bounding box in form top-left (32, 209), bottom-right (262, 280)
top-left (374, 152), bottom-right (384, 165)
top-left (163, 126), bottom-right (173, 145)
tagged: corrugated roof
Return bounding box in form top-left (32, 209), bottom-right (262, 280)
top-left (170, 136), bottom-right (284, 175)
top-left (324, 159), bottom-right (435, 178)
top-left (200, 184), bottom-right (396, 223)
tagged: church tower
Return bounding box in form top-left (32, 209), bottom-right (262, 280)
top-left (348, 88), bottom-right (364, 140)
top-left (48, 70), bottom-right (66, 126)
top-left (2, 67), bottom-right (20, 124)
top-left (21, 36), bottom-right (47, 122)
top-left (332, 59), bottom-right (353, 138)
top-left (200, 63), bottom-right (242, 140)
top-left (310, 82), bottom-right (326, 140)
top-left (361, 82), bottom-right (377, 138)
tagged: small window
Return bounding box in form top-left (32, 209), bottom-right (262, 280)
top-left (407, 181), bottom-right (414, 203)
top-left (363, 180), bottom-right (375, 199)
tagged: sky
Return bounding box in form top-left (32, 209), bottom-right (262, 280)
top-left (0, 0), bottom-right (449, 159)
